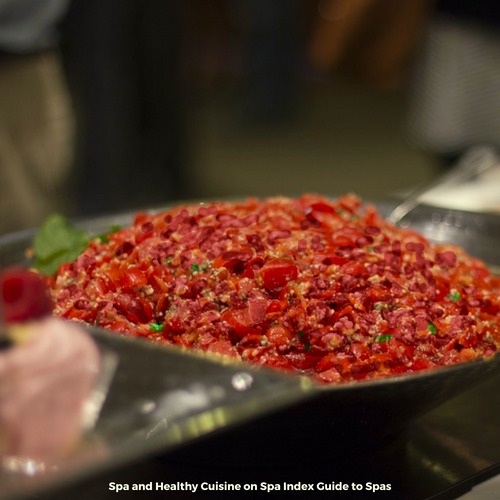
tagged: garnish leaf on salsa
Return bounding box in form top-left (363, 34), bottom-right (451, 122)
top-left (376, 334), bottom-right (393, 342)
top-left (149, 323), bottom-right (165, 333)
top-left (33, 214), bottom-right (90, 276)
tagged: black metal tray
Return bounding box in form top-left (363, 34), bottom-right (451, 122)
top-left (1, 202), bottom-right (500, 499)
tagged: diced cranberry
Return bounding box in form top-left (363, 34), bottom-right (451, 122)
top-left (0, 268), bottom-right (53, 323)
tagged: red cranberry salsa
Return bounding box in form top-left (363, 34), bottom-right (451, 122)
top-left (48, 194), bottom-right (500, 383)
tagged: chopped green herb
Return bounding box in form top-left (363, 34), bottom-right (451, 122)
top-left (297, 330), bottom-right (305, 338)
top-left (376, 334), bottom-right (393, 342)
top-left (190, 263), bottom-right (200, 274)
top-left (95, 224), bottom-right (121, 243)
top-left (304, 343), bottom-right (312, 351)
top-left (33, 216), bottom-right (123, 275)
top-left (149, 323), bottom-right (164, 333)
top-left (33, 214), bottom-right (90, 276)
top-left (448, 292), bottom-right (461, 302)
top-left (98, 234), bottom-right (110, 244)
top-left (165, 257), bottom-right (173, 265)
top-left (428, 322), bottom-right (438, 335)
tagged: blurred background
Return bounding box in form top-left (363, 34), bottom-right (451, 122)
top-left (2, 0), bottom-right (500, 235)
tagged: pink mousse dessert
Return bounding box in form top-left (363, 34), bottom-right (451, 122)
top-left (0, 268), bottom-right (101, 465)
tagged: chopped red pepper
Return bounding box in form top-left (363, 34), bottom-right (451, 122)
top-left (48, 194), bottom-right (500, 384)
top-left (260, 258), bottom-right (299, 293)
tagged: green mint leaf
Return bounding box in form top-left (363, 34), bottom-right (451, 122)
top-left (33, 214), bottom-right (90, 275)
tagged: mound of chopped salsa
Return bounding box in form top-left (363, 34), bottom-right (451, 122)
top-left (47, 194), bottom-right (500, 383)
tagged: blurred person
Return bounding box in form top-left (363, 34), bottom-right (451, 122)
top-left (0, 0), bottom-right (74, 235)
top-left (59, 0), bottom-right (190, 217)
top-left (407, 0), bottom-right (500, 168)
top-left (308, 0), bottom-right (434, 91)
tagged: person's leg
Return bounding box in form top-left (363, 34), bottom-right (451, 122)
top-left (0, 51), bottom-right (74, 234)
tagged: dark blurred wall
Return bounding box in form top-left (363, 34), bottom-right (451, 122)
top-left (59, 0), bottom-right (191, 216)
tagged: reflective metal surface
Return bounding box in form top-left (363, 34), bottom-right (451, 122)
top-left (0, 328), bottom-right (308, 499)
top-left (26, 370), bottom-right (500, 500)
top-left (1, 202), bottom-right (500, 499)
top-left (387, 146), bottom-right (499, 226)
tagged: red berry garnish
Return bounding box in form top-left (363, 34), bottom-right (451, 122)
top-left (0, 268), bottom-right (53, 323)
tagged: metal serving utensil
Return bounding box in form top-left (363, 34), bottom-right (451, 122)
top-left (386, 146), bottom-right (500, 226)
top-left (386, 146), bottom-right (500, 276)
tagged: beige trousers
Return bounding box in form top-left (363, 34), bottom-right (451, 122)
top-left (0, 50), bottom-right (74, 236)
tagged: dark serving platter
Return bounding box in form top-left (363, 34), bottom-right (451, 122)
top-left (1, 201), bottom-right (500, 500)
